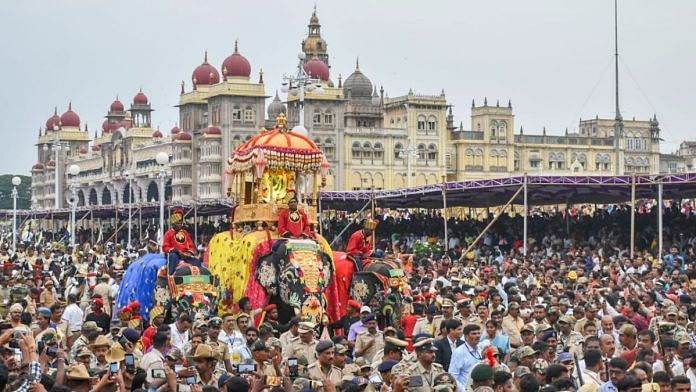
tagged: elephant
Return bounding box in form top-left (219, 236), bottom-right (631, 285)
top-left (115, 253), bottom-right (218, 324)
top-left (333, 252), bottom-right (408, 327)
top-left (206, 230), bottom-right (341, 326)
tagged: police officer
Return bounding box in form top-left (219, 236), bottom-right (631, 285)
top-left (403, 337), bottom-right (444, 392)
top-left (307, 340), bottom-right (342, 385)
top-left (283, 322), bottom-right (318, 362)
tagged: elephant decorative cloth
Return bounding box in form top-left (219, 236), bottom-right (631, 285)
top-left (115, 253), bottom-right (167, 322)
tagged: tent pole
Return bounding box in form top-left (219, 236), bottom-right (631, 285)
top-left (442, 174), bottom-right (448, 252)
top-left (630, 174), bottom-right (636, 259)
top-left (523, 173), bottom-right (528, 257)
top-left (459, 184), bottom-right (524, 263)
top-left (658, 181), bottom-right (663, 259)
top-left (194, 204), bottom-right (198, 247)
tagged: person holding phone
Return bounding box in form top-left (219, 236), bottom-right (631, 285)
top-left (398, 337), bottom-right (444, 392)
top-left (251, 340), bottom-right (280, 377)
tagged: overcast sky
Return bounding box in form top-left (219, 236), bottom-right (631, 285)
top-left (2, 0), bottom-right (694, 175)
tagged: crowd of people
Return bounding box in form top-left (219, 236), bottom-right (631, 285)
top-left (0, 200), bottom-right (693, 392)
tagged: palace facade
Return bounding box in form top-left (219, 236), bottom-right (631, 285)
top-left (30, 9), bottom-right (667, 210)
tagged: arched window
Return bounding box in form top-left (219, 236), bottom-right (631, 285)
top-left (324, 138), bottom-right (334, 158)
top-left (232, 105), bottom-right (242, 121)
top-left (363, 142), bottom-right (372, 159)
top-left (498, 121), bottom-right (507, 138)
top-left (490, 120), bottom-right (498, 139)
top-left (324, 110), bottom-right (334, 125)
top-left (417, 115), bottom-right (426, 131)
top-left (417, 143), bottom-right (426, 160)
top-left (394, 142), bottom-right (404, 159)
top-left (352, 142), bottom-right (361, 159)
top-left (313, 111), bottom-right (322, 126)
top-left (244, 106), bottom-right (254, 122)
top-left (313, 138), bottom-right (322, 148)
top-left (427, 116), bottom-right (437, 133)
top-left (427, 143), bottom-right (437, 161)
top-left (374, 142), bottom-right (384, 160)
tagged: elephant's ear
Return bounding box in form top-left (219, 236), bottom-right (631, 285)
top-left (350, 272), bottom-right (380, 305)
top-left (255, 256), bottom-right (279, 293)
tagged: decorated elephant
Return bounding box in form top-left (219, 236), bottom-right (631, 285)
top-left (333, 252), bottom-right (408, 327)
top-left (206, 230), bottom-right (341, 326)
top-left (115, 253), bottom-right (218, 324)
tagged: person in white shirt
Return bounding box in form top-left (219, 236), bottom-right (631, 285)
top-left (142, 331), bottom-right (168, 388)
top-left (169, 313), bottom-right (192, 350)
top-left (62, 293), bottom-right (84, 340)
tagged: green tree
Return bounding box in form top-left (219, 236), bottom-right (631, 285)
top-left (0, 175), bottom-right (32, 209)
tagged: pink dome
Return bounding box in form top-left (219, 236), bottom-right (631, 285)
top-left (32, 162), bottom-right (45, 170)
top-left (175, 132), bottom-right (192, 141)
top-left (170, 126), bottom-right (181, 135)
top-left (79, 146), bottom-right (88, 154)
top-left (133, 91), bottom-right (148, 105)
top-left (222, 41), bottom-right (251, 78)
top-left (60, 103), bottom-right (80, 127)
top-left (46, 160), bottom-right (55, 167)
top-left (303, 57), bottom-right (330, 81)
top-left (92, 144), bottom-right (101, 151)
top-left (110, 99), bottom-right (124, 112)
top-left (45, 108), bottom-right (60, 132)
top-left (203, 126), bottom-right (222, 135)
top-left (102, 120), bottom-right (109, 132)
top-left (152, 130), bottom-right (163, 138)
top-left (192, 52), bottom-right (220, 86)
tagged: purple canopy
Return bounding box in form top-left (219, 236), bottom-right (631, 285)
top-left (319, 173), bottom-right (696, 211)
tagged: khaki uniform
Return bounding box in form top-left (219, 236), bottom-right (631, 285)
top-left (24, 295), bottom-right (37, 315)
top-left (254, 359), bottom-right (279, 377)
top-left (208, 338), bottom-right (230, 372)
top-left (502, 315), bottom-right (524, 347)
top-left (413, 317), bottom-right (440, 337)
top-left (354, 330), bottom-right (384, 362)
top-left (308, 361), bottom-right (343, 384)
top-left (574, 317), bottom-right (601, 334)
top-left (283, 337), bottom-right (318, 362)
top-left (279, 330), bottom-right (297, 348)
top-left (405, 361), bottom-right (445, 392)
top-left (462, 315), bottom-right (484, 329)
top-left (39, 289), bottom-right (57, 309)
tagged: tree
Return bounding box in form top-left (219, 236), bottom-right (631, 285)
top-left (0, 175), bottom-right (32, 209)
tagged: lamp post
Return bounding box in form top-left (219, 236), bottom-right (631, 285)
top-left (124, 170), bottom-right (132, 250)
top-left (399, 144), bottom-right (418, 188)
top-left (67, 164), bottom-right (80, 250)
top-left (281, 52), bottom-right (324, 133)
top-left (156, 152), bottom-right (169, 243)
top-left (50, 139), bottom-right (62, 209)
top-left (11, 176), bottom-right (21, 253)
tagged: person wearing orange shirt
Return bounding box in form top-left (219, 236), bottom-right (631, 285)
top-left (277, 198), bottom-right (310, 239)
top-left (346, 219), bottom-right (377, 271)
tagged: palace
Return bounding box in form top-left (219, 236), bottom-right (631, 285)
top-left (29, 9), bottom-right (668, 210)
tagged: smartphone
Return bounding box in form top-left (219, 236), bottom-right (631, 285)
top-left (237, 363), bottom-right (256, 374)
top-left (186, 376), bottom-right (196, 385)
top-left (151, 368), bottom-right (166, 379)
top-left (110, 362), bottom-right (119, 374)
top-left (288, 357), bottom-right (298, 378)
top-left (124, 353), bottom-right (135, 372)
top-left (265, 376), bottom-right (282, 387)
top-left (409, 375), bottom-right (424, 388)
top-left (174, 364), bottom-right (184, 373)
top-left (37, 341), bottom-right (45, 354)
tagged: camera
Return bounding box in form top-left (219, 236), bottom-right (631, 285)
top-left (288, 357), bottom-right (299, 378)
top-left (237, 363), bottom-right (256, 374)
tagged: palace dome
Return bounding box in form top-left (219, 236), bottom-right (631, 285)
top-left (222, 41), bottom-right (251, 79)
top-left (45, 109), bottom-right (60, 131)
top-left (192, 52), bottom-right (220, 86)
top-left (303, 57), bottom-right (329, 81)
top-left (203, 126), bottom-right (222, 135)
top-left (92, 144), bottom-right (101, 151)
top-left (175, 132), bottom-right (192, 141)
top-left (32, 162), bottom-right (45, 170)
top-left (170, 126), bottom-right (181, 135)
top-left (60, 104), bottom-right (81, 127)
top-left (133, 91), bottom-right (148, 105)
top-left (343, 60), bottom-right (373, 99)
top-left (152, 130), bottom-right (163, 138)
top-left (267, 91), bottom-right (286, 120)
top-left (110, 99), bottom-right (124, 112)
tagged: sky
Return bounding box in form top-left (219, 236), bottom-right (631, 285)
top-left (1, 0), bottom-right (695, 175)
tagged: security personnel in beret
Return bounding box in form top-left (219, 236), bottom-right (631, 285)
top-left (283, 322), bottom-right (318, 362)
top-left (307, 340), bottom-right (343, 385)
top-left (557, 315), bottom-right (584, 354)
top-left (354, 314), bottom-right (384, 362)
top-left (413, 305), bottom-right (441, 337)
top-left (251, 340), bottom-right (280, 377)
top-left (375, 359), bottom-right (399, 390)
top-left (371, 336), bottom-right (408, 373)
top-left (403, 337), bottom-right (444, 392)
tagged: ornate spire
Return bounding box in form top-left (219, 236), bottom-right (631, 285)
top-left (355, 57), bottom-right (360, 71)
top-left (471, 99), bottom-right (475, 108)
top-left (484, 97), bottom-right (487, 106)
top-left (508, 99), bottom-right (512, 108)
top-left (338, 74), bottom-right (342, 88)
top-left (459, 121), bottom-right (464, 130)
top-left (180, 80), bottom-right (185, 95)
top-left (234, 39), bottom-right (239, 53)
top-left (496, 99), bottom-right (499, 107)
top-left (54, 106), bottom-right (58, 115)
top-left (520, 126), bottom-right (524, 135)
top-left (542, 126), bottom-right (546, 136)
top-left (259, 68), bottom-right (264, 84)
top-left (565, 127), bottom-right (568, 136)
top-left (68, 101), bottom-right (72, 111)
top-left (85, 122), bottom-right (88, 133)
top-left (204, 50), bottom-right (208, 63)
top-left (38, 127), bottom-right (42, 137)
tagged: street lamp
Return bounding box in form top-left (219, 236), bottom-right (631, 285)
top-left (399, 144), bottom-right (418, 188)
top-left (155, 151), bottom-right (169, 243)
top-left (281, 52), bottom-right (325, 135)
top-left (67, 164), bottom-right (80, 250)
top-left (11, 176), bottom-right (21, 253)
top-left (124, 170), bottom-right (132, 250)
top-left (50, 139), bottom-right (63, 209)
